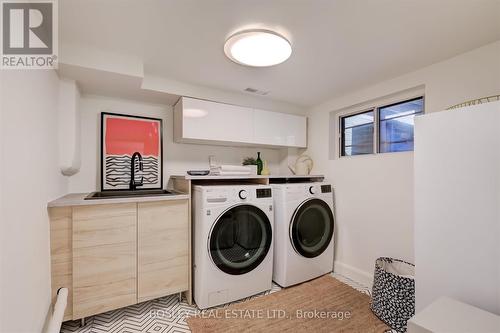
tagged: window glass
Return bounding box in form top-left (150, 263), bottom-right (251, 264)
top-left (341, 110), bottom-right (374, 156)
top-left (379, 97), bottom-right (424, 153)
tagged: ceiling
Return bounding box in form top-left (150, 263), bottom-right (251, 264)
top-left (59, 0), bottom-right (500, 108)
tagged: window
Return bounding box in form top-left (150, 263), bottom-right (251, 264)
top-left (339, 96), bottom-right (424, 157)
top-left (379, 97), bottom-right (424, 153)
top-left (341, 110), bottom-right (374, 156)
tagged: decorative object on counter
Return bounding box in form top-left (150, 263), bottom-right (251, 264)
top-left (447, 94), bottom-right (499, 110)
top-left (101, 113), bottom-right (162, 190)
top-left (210, 164), bottom-right (253, 176)
top-left (256, 152), bottom-right (263, 175)
top-left (242, 157), bottom-right (257, 165)
top-left (242, 157), bottom-right (258, 175)
top-left (187, 170), bottom-right (210, 176)
top-left (209, 155), bottom-right (216, 168)
top-left (371, 257), bottom-right (415, 333)
top-left (288, 155), bottom-right (313, 175)
top-left (261, 160), bottom-right (270, 175)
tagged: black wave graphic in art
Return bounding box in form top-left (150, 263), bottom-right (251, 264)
top-left (105, 155), bottom-right (159, 188)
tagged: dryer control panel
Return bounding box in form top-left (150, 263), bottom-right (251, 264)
top-left (321, 184), bottom-right (332, 193)
top-left (256, 188), bottom-right (272, 198)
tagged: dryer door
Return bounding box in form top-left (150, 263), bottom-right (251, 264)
top-left (209, 204), bottom-right (272, 275)
top-left (290, 198), bottom-right (334, 258)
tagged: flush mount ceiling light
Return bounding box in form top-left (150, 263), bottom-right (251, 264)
top-left (224, 29), bottom-right (292, 67)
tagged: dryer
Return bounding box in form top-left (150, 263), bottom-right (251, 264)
top-left (272, 182), bottom-right (334, 287)
top-left (193, 184), bottom-right (274, 309)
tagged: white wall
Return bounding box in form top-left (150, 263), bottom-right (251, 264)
top-left (0, 70), bottom-right (68, 333)
top-left (68, 95), bottom-right (285, 193)
top-left (306, 40), bottom-right (500, 287)
top-left (414, 102), bottom-right (500, 314)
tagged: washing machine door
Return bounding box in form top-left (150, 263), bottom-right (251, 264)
top-left (209, 204), bottom-right (272, 275)
top-left (290, 198), bottom-right (334, 258)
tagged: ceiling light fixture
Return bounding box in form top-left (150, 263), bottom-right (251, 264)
top-left (224, 29), bottom-right (292, 67)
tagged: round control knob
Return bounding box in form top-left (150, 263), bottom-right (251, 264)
top-left (239, 190), bottom-right (248, 199)
top-left (309, 186), bottom-right (316, 194)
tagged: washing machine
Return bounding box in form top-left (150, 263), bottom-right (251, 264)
top-left (271, 182), bottom-right (335, 287)
top-left (193, 184), bottom-right (274, 309)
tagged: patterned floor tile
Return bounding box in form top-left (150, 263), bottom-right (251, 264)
top-left (61, 273), bottom-right (382, 333)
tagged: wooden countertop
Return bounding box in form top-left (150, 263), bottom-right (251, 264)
top-left (48, 192), bottom-right (190, 208)
top-left (171, 174), bottom-right (325, 180)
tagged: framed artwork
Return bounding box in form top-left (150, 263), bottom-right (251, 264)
top-left (101, 112), bottom-right (163, 191)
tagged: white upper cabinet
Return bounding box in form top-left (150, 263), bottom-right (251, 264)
top-left (253, 109), bottom-right (306, 148)
top-left (174, 97), bottom-right (307, 148)
top-left (174, 97), bottom-right (254, 144)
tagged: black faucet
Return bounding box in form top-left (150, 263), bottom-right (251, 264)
top-left (129, 152), bottom-right (144, 190)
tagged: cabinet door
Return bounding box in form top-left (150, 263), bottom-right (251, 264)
top-left (178, 97), bottom-right (254, 144)
top-left (253, 109), bottom-right (286, 146)
top-left (138, 200), bottom-right (189, 302)
top-left (253, 109), bottom-right (307, 148)
top-left (72, 203), bottom-right (137, 319)
top-left (284, 112), bottom-right (307, 147)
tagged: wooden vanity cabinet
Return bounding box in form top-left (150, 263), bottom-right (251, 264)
top-left (49, 198), bottom-right (190, 321)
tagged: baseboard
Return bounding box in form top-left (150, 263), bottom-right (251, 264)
top-left (333, 261), bottom-right (374, 289)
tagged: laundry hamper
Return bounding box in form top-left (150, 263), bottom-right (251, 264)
top-left (371, 257), bottom-right (415, 333)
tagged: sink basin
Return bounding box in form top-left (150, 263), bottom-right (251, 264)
top-left (85, 189), bottom-right (175, 200)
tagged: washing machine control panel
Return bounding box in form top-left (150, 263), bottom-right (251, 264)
top-left (238, 190), bottom-right (248, 199)
top-left (203, 186), bottom-right (273, 205)
top-left (321, 184), bottom-right (332, 193)
top-left (256, 188), bottom-right (272, 198)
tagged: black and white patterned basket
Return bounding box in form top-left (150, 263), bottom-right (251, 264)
top-left (371, 257), bottom-right (415, 333)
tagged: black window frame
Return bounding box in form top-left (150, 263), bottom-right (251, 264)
top-left (339, 96), bottom-right (424, 157)
top-left (340, 109), bottom-right (375, 157)
top-left (378, 96), bottom-right (424, 153)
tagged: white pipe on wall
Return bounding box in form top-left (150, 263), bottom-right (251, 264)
top-left (45, 288), bottom-right (68, 333)
top-left (57, 78), bottom-right (81, 176)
